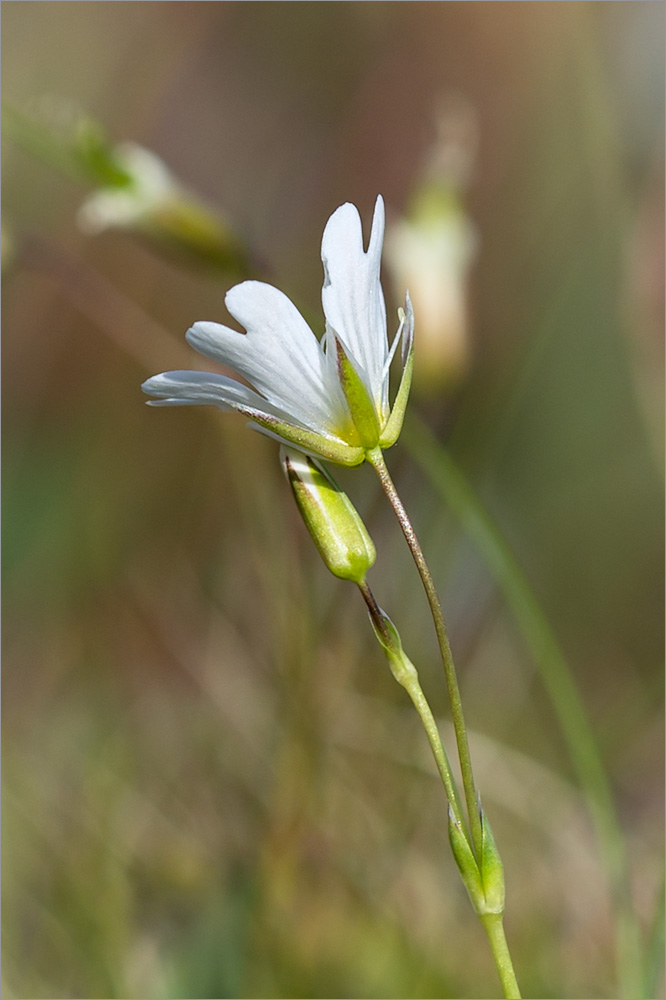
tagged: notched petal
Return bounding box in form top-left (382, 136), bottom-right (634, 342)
top-left (321, 197), bottom-right (388, 408)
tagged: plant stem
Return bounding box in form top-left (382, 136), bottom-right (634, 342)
top-left (403, 415), bottom-right (643, 996)
top-left (358, 576), bottom-right (521, 1000)
top-left (357, 580), bottom-right (467, 829)
top-left (481, 913), bottom-right (522, 999)
top-left (367, 446), bottom-right (483, 859)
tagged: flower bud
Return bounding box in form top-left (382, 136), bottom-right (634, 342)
top-left (281, 447), bottom-right (376, 584)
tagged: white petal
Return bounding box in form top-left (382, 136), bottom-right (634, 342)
top-left (141, 370), bottom-right (300, 423)
top-left (186, 281), bottom-right (349, 435)
top-left (321, 196), bottom-right (388, 413)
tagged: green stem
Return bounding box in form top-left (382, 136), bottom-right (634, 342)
top-left (481, 914), bottom-right (522, 999)
top-left (357, 580), bottom-right (467, 828)
top-left (404, 678), bottom-right (468, 828)
top-left (367, 446), bottom-right (483, 860)
top-left (358, 578), bottom-right (521, 1000)
top-left (403, 415), bottom-right (642, 996)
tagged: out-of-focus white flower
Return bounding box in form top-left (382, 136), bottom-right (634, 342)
top-left (143, 196), bottom-right (414, 466)
top-left (386, 190), bottom-right (476, 396)
top-left (387, 96), bottom-right (478, 395)
top-left (78, 141), bottom-right (250, 275)
top-left (78, 143), bottom-right (174, 234)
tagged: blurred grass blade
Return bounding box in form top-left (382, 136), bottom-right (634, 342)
top-left (404, 413), bottom-right (643, 997)
top-left (641, 873), bottom-right (665, 1000)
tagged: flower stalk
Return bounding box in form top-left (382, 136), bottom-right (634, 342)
top-left (481, 914), bottom-right (522, 1000)
top-left (366, 445), bottom-right (484, 860)
top-left (357, 580), bottom-right (466, 829)
top-left (359, 577), bottom-right (520, 999)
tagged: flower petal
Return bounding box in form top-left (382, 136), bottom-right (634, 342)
top-left (321, 195), bottom-right (388, 415)
top-left (141, 370), bottom-right (298, 422)
top-left (186, 280), bottom-right (351, 437)
top-left (142, 370), bottom-right (364, 463)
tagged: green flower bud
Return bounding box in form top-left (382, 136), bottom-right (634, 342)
top-left (281, 447), bottom-right (376, 584)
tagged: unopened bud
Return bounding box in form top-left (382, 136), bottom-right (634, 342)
top-left (281, 447), bottom-right (376, 584)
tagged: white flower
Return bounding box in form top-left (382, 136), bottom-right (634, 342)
top-left (386, 204), bottom-right (475, 393)
top-left (142, 196), bottom-right (414, 465)
top-left (78, 143), bottom-right (175, 234)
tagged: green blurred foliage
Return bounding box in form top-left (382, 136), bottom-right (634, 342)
top-left (2, 3), bottom-right (664, 998)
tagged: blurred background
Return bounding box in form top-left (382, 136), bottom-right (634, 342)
top-left (2, 3), bottom-right (664, 998)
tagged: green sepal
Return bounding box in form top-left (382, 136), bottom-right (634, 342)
top-left (379, 301), bottom-right (415, 448)
top-left (281, 448), bottom-right (376, 583)
top-left (334, 336), bottom-right (381, 450)
top-left (242, 407), bottom-right (365, 466)
top-left (479, 807), bottom-right (506, 915)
